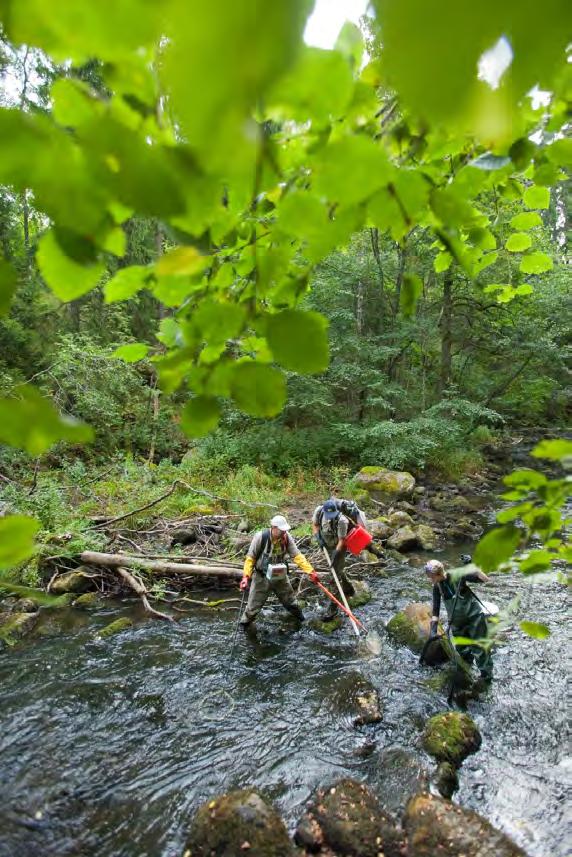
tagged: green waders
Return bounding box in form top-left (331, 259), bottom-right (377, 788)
top-left (320, 546), bottom-right (356, 620)
top-left (240, 569), bottom-right (304, 626)
top-left (444, 589), bottom-right (493, 680)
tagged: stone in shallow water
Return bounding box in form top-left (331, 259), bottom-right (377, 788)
top-left (404, 792), bottom-right (528, 857)
top-left (186, 788), bottom-right (295, 857)
top-left (295, 778), bottom-right (404, 857)
top-left (422, 711), bottom-right (481, 766)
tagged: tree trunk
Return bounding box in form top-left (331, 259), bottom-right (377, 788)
top-left (80, 551), bottom-right (242, 578)
top-left (369, 227), bottom-right (385, 325)
top-left (439, 270), bottom-right (453, 395)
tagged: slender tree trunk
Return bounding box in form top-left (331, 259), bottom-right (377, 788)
top-left (369, 227), bottom-right (385, 324)
top-left (394, 241), bottom-right (407, 317)
top-left (439, 270), bottom-right (453, 395)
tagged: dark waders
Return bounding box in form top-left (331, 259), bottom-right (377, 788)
top-left (444, 585), bottom-right (493, 684)
top-left (240, 568), bottom-right (304, 626)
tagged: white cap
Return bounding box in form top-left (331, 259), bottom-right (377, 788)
top-left (425, 559), bottom-right (445, 574)
top-left (270, 514), bottom-right (290, 532)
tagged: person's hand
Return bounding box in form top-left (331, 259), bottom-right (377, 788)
top-left (310, 571), bottom-right (319, 584)
top-left (429, 619), bottom-right (438, 639)
top-left (239, 576), bottom-right (250, 591)
top-left (315, 532), bottom-right (325, 548)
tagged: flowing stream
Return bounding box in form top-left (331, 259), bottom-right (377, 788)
top-left (0, 479), bottom-right (570, 857)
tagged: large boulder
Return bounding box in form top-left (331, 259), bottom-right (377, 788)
top-left (387, 526), bottom-right (419, 551)
top-left (295, 778), bottom-right (404, 857)
top-left (422, 711), bottom-right (481, 766)
top-left (50, 569), bottom-right (93, 594)
top-left (367, 519), bottom-right (393, 540)
top-left (355, 467), bottom-right (416, 502)
top-left (386, 603), bottom-right (448, 664)
top-left (404, 793), bottom-right (528, 857)
top-left (388, 510), bottom-right (414, 528)
top-left (186, 788), bottom-right (295, 857)
top-left (415, 524), bottom-right (438, 550)
top-left (375, 748), bottom-right (429, 815)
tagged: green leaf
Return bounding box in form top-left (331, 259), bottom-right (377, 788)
top-left (335, 21), bottom-right (364, 71)
top-left (189, 300), bottom-right (247, 345)
top-left (104, 265), bottom-right (149, 302)
top-left (523, 185), bottom-right (550, 210)
top-left (0, 259), bottom-right (18, 315)
top-left (267, 46), bottom-right (354, 125)
top-left (231, 362), bottom-right (286, 417)
top-left (509, 138), bottom-right (537, 170)
top-left (180, 396), bottom-right (221, 437)
top-left (510, 211), bottom-right (542, 231)
top-left (503, 469), bottom-right (547, 490)
top-left (0, 516), bottom-right (40, 569)
top-left (111, 343), bottom-right (149, 362)
top-left (519, 620), bottom-right (550, 639)
top-left (434, 251), bottom-right (452, 273)
top-left (496, 502), bottom-right (532, 524)
top-left (51, 78), bottom-right (99, 127)
top-left (400, 274), bottom-right (422, 318)
top-left (531, 438), bottom-right (572, 462)
top-left (313, 137), bottom-right (391, 207)
top-left (506, 232), bottom-right (532, 252)
top-left (518, 550), bottom-right (554, 575)
top-left (155, 247), bottom-right (209, 277)
top-left (265, 309), bottom-right (329, 374)
top-left (546, 138), bottom-right (572, 168)
top-left (156, 318), bottom-right (182, 348)
top-left (519, 251), bottom-right (553, 274)
top-left (0, 388), bottom-right (93, 454)
top-left (37, 230), bottom-right (105, 301)
top-left (474, 524), bottom-right (522, 572)
top-left (162, 0), bottom-right (310, 165)
top-left (0, 581), bottom-right (69, 606)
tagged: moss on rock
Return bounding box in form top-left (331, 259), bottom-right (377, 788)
top-left (355, 467), bottom-right (416, 501)
top-left (73, 592), bottom-right (102, 608)
top-left (309, 616), bottom-right (344, 634)
top-left (0, 611), bottom-right (39, 647)
top-left (348, 580), bottom-right (371, 609)
top-left (50, 569), bottom-right (93, 595)
top-left (422, 711), bottom-right (482, 766)
top-left (97, 617), bottom-right (133, 638)
top-left (186, 788), bottom-right (295, 857)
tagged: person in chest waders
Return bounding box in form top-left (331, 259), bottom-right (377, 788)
top-left (239, 515), bottom-right (316, 628)
top-left (425, 558), bottom-right (494, 683)
top-left (312, 498), bottom-right (356, 621)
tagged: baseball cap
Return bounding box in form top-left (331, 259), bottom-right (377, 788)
top-left (322, 499), bottom-right (339, 520)
top-left (270, 514), bottom-right (290, 532)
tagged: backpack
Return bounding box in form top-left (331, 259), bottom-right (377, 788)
top-left (317, 499), bottom-right (366, 531)
top-left (256, 529), bottom-right (289, 572)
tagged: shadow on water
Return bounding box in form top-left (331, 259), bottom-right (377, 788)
top-left (0, 545), bottom-right (569, 857)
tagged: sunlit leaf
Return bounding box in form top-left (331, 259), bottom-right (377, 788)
top-left (474, 524), bottom-right (522, 572)
top-left (519, 251), bottom-right (553, 274)
top-left (532, 438), bottom-right (572, 462)
top-left (231, 362), bottom-right (286, 417)
top-left (518, 550), bottom-right (554, 575)
top-left (0, 516), bottom-right (40, 569)
top-left (265, 309), bottom-right (329, 374)
top-left (111, 343), bottom-right (149, 362)
top-left (180, 396), bottom-right (221, 437)
top-left (434, 251), bottom-right (452, 273)
top-left (189, 299), bottom-right (247, 345)
top-left (335, 21), bottom-right (364, 71)
top-left (156, 247), bottom-right (209, 277)
top-left (104, 265), bottom-right (150, 302)
top-left (313, 136), bottom-right (391, 207)
top-left (520, 620), bottom-right (550, 639)
top-left (506, 232), bottom-right (532, 252)
top-left (0, 388), bottom-right (93, 454)
top-left (523, 185), bottom-right (550, 210)
top-left (510, 211), bottom-right (542, 231)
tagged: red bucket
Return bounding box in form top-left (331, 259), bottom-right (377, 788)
top-left (345, 525), bottom-right (373, 555)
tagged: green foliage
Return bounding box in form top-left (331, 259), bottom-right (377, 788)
top-left (0, 386), bottom-right (93, 454)
top-left (520, 620), bottom-right (550, 639)
top-left (0, 515), bottom-right (39, 568)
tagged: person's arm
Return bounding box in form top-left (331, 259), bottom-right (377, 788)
top-left (430, 584), bottom-right (441, 636)
top-left (463, 571), bottom-right (490, 584)
top-left (336, 516), bottom-right (349, 552)
top-left (243, 534), bottom-right (260, 579)
top-left (287, 535), bottom-right (316, 578)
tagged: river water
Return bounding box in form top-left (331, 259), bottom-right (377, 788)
top-left (0, 502), bottom-right (570, 856)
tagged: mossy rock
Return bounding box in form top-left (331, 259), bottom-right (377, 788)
top-left (0, 611), bottom-right (39, 647)
top-left (309, 616), bottom-right (344, 634)
top-left (388, 510), bottom-right (414, 528)
top-left (386, 602), bottom-right (445, 659)
top-left (186, 788), bottom-right (295, 857)
top-left (368, 518), bottom-right (392, 540)
top-left (295, 778), bottom-right (404, 857)
top-left (50, 569), bottom-right (93, 595)
top-left (422, 711), bottom-right (481, 766)
top-left (348, 580), bottom-right (371, 609)
top-left (97, 617), bottom-right (133, 638)
top-left (404, 793), bottom-right (527, 857)
top-left (73, 592), bottom-right (102, 608)
top-left (415, 524), bottom-right (438, 550)
top-left (355, 467), bottom-right (415, 501)
top-left (387, 525), bottom-right (419, 552)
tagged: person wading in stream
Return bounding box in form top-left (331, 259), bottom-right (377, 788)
top-left (312, 498), bottom-right (356, 621)
top-left (239, 514), bottom-right (317, 627)
top-left (425, 558), bottom-right (494, 683)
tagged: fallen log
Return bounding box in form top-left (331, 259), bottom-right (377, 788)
top-left (115, 567), bottom-right (175, 622)
top-left (80, 551), bottom-right (242, 578)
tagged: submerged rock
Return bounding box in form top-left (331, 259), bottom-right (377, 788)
top-left (97, 617), bottom-right (133, 638)
top-left (187, 788), bottom-right (295, 857)
top-left (433, 761), bottom-right (459, 798)
top-left (386, 603), bottom-right (448, 664)
top-left (375, 748), bottom-right (429, 815)
top-left (0, 611), bottom-right (39, 647)
top-left (355, 467), bottom-right (416, 502)
top-left (347, 580), bottom-right (372, 609)
top-left (50, 569), bottom-right (93, 595)
top-left (404, 793), bottom-right (528, 857)
top-left (309, 616), bottom-right (344, 634)
top-left (295, 778), bottom-right (404, 857)
top-left (422, 711), bottom-right (481, 766)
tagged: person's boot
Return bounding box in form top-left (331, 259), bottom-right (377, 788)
top-left (286, 604), bottom-right (305, 622)
top-left (239, 612), bottom-right (254, 628)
